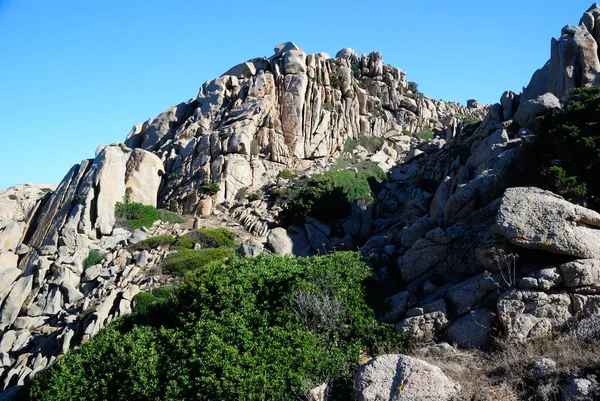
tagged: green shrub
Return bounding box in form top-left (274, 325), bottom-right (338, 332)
top-left (133, 235), bottom-right (176, 251)
top-left (40, 187), bottom-right (54, 193)
top-left (156, 209), bottom-right (186, 224)
top-left (151, 285), bottom-right (177, 301)
top-left (169, 172), bottom-right (179, 180)
top-left (161, 248), bottom-right (235, 276)
top-left (27, 252), bottom-right (405, 401)
top-left (8, 194), bottom-right (17, 201)
top-left (115, 202), bottom-right (160, 230)
top-left (199, 182), bottom-right (220, 196)
top-left (83, 249), bottom-right (104, 269)
top-left (351, 64), bottom-right (360, 79)
top-left (177, 228), bottom-right (237, 250)
top-left (402, 128), bottom-right (411, 136)
top-left (246, 192), bottom-right (260, 202)
top-left (276, 163), bottom-right (386, 225)
top-left (132, 292), bottom-right (158, 315)
top-left (534, 86), bottom-right (600, 206)
top-left (277, 169), bottom-right (293, 180)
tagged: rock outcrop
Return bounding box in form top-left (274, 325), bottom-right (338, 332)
top-left (354, 354), bottom-right (461, 401)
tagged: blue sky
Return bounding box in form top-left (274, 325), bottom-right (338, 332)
top-left (0, 0), bottom-right (595, 189)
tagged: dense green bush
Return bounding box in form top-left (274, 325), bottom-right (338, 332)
top-left (132, 292), bottom-right (158, 315)
top-left (83, 249), bottom-right (104, 269)
top-left (199, 182), bottom-right (220, 196)
top-left (115, 202), bottom-right (185, 230)
top-left (27, 252), bottom-right (404, 401)
top-left (133, 235), bottom-right (176, 251)
top-left (176, 228), bottom-right (237, 250)
top-left (276, 163), bottom-right (386, 225)
top-left (8, 194), bottom-right (18, 201)
top-left (535, 86), bottom-right (600, 206)
top-left (115, 202), bottom-right (160, 230)
top-left (161, 248), bottom-right (235, 276)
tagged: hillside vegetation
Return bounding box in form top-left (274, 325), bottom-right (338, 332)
top-left (24, 252), bottom-right (404, 401)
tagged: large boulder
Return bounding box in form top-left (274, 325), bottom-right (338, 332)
top-left (495, 187), bottom-right (600, 258)
top-left (94, 144), bottom-right (131, 236)
top-left (124, 148), bottom-right (164, 207)
top-left (513, 92), bottom-right (561, 127)
top-left (354, 354), bottom-right (460, 401)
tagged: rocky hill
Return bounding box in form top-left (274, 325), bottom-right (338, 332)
top-left (3, 3), bottom-right (600, 400)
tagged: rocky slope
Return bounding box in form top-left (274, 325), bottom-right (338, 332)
top-left (3, 3), bottom-right (600, 399)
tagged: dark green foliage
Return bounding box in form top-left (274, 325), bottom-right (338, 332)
top-left (133, 235), bottom-right (176, 251)
top-left (199, 182), bottom-right (220, 196)
top-left (177, 228), bottom-right (237, 250)
top-left (132, 292), bottom-right (158, 315)
top-left (8, 194), bottom-right (17, 201)
top-left (151, 285), bottom-right (177, 301)
top-left (276, 164), bottom-right (386, 225)
top-left (83, 249), bottom-right (104, 269)
top-left (27, 252), bottom-right (405, 401)
top-left (168, 172), bottom-right (179, 180)
top-left (156, 209), bottom-right (186, 224)
top-left (115, 202), bottom-right (184, 230)
top-left (351, 64), bottom-right (360, 79)
top-left (401, 129), bottom-right (411, 136)
top-left (277, 169), bottom-right (293, 179)
top-left (246, 192), bottom-right (260, 202)
top-left (115, 202), bottom-right (160, 230)
top-left (161, 248), bottom-right (234, 276)
top-left (40, 187), bottom-right (54, 193)
top-left (535, 86), bottom-right (600, 206)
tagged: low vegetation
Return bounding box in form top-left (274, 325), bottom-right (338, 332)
top-left (277, 169), bottom-right (293, 180)
top-left (161, 248), bottom-right (235, 276)
top-left (25, 252), bottom-right (404, 401)
top-left (275, 162), bottom-right (386, 225)
top-left (8, 194), bottom-right (18, 201)
top-left (413, 334), bottom-right (600, 401)
top-left (199, 181), bottom-right (220, 196)
top-left (132, 235), bottom-right (176, 251)
top-left (177, 228), bottom-right (237, 250)
top-left (413, 128), bottom-right (434, 141)
top-left (115, 202), bottom-right (185, 230)
top-left (82, 249), bottom-right (104, 269)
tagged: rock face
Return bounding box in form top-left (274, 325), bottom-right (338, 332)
top-left (495, 187), bottom-right (600, 259)
top-left (354, 354), bottom-right (461, 401)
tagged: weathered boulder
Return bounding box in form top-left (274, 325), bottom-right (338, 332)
top-left (354, 354), bottom-right (460, 401)
top-left (495, 187), bottom-right (600, 258)
top-left (267, 227), bottom-right (312, 256)
top-left (124, 149), bottom-right (164, 207)
top-left (559, 259), bottom-right (600, 288)
top-left (446, 308), bottom-right (494, 349)
top-left (513, 92), bottom-right (561, 127)
top-left (0, 221), bottom-right (24, 253)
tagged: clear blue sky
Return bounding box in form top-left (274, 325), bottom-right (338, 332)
top-left (0, 0), bottom-right (595, 189)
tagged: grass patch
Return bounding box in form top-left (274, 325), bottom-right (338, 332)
top-left (26, 252), bottom-right (405, 401)
top-left (83, 249), bottom-right (104, 269)
top-left (413, 128), bottom-right (434, 141)
top-left (161, 248), bottom-right (235, 276)
top-left (157, 209), bottom-right (186, 224)
top-left (8, 194), bottom-right (17, 201)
